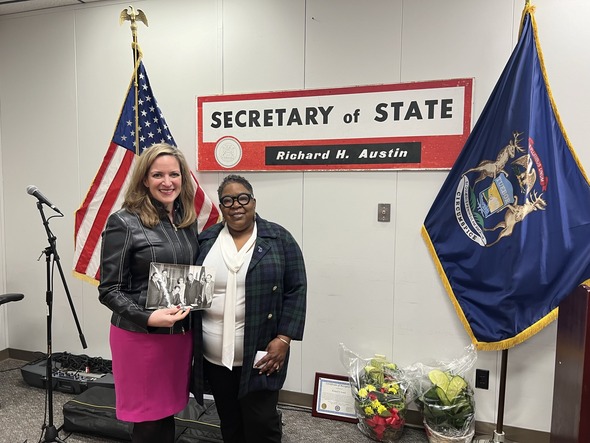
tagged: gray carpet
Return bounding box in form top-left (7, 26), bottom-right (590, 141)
top-left (0, 358), bottom-right (429, 443)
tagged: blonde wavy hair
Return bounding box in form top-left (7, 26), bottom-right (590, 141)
top-left (122, 143), bottom-right (197, 228)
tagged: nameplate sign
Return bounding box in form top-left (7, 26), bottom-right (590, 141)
top-left (197, 79), bottom-right (473, 171)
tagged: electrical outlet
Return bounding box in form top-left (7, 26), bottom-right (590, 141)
top-left (475, 369), bottom-right (489, 389)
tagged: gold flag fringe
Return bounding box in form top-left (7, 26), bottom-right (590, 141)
top-left (421, 226), bottom-right (478, 345)
top-left (72, 270), bottom-right (99, 287)
top-left (422, 226), bottom-right (559, 351)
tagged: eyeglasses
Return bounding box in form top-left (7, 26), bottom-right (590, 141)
top-left (220, 193), bottom-right (254, 208)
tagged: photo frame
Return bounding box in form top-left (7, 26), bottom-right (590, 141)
top-left (311, 372), bottom-right (357, 423)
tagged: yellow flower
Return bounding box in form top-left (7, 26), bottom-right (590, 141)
top-left (358, 388), bottom-right (368, 398)
top-left (364, 406), bottom-right (374, 415)
top-left (366, 384), bottom-right (376, 392)
top-left (385, 383), bottom-right (399, 394)
top-left (377, 404), bottom-right (388, 415)
top-left (371, 399), bottom-right (381, 408)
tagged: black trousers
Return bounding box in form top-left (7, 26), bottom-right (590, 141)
top-left (204, 360), bottom-right (282, 443)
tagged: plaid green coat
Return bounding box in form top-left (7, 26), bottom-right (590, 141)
top-left (191, 215), bottom-right (307, 400)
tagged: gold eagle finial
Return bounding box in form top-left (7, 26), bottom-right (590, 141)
top-left (119, 5), bottom-right (148, 27)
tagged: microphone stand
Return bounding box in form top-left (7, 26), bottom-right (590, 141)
top-left (34, 201), bottom-right (87, 443)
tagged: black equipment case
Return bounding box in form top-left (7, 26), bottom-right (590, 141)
top-left (62, 386), bottom-right (223, 442)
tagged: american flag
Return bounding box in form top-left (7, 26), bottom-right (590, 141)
top-left (74, 61), bottom-right (219, 283)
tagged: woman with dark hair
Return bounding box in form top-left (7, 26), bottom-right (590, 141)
top-left (99, 143), bottom-right (199, 443)
top-left (192, 174), bottom-right (307, 443)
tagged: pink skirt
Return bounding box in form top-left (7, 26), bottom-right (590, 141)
top-left (109, 324), bottom-right (193, 422)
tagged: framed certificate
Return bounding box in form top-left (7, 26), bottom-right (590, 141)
top-left (311, 372), bottom-right (358, 423)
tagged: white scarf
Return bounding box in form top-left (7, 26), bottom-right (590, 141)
top-left (219, 222), bottom-right (257, 369)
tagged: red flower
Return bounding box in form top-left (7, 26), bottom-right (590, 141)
top-left (366, 415), bottom-right (387, 439)
top-left (385, 411), bottom-right (404, 429)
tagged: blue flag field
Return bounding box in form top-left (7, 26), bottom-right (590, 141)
top-left (422, 5), bottom-right (590, 351)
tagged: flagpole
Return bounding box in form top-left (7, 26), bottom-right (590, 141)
top-left (475, 5), bottom-right (532, 442)
top-left (474, 349), bottom-right (515, 443)
top-left (119, 5), bottom-right (148, 154)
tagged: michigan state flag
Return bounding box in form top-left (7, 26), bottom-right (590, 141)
top-left (422, 5), bottom-right (590, 350)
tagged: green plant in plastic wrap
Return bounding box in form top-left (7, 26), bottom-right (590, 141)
top-left (406, 345), bottom-right (477, 442)
top-left (416, 368), bottom-right (475, 442)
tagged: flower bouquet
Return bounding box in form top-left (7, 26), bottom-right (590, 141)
top-left (341, 345), bottom-right (409, 442)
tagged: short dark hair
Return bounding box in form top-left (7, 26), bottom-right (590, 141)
top-left (217, 174), bottom-right (254, 200)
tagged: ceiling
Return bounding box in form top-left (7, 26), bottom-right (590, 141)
top-left (0, 0), bottom-right (110, 16)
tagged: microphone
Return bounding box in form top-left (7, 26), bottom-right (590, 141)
top-left (26, 185), bottom-right (63, 215)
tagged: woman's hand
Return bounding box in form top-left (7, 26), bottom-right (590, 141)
top-left (255, 336), bottom-right (291, 376)
top-left (147, 306), bottom-right (190, 328)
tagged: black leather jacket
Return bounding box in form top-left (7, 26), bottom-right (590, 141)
top-left (98, 206), bottom-right (199, 334)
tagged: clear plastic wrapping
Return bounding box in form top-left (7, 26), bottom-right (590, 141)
top-left (339, 344), bottom-right (413, 442)
top-left (408, 345), bottom-right (477, 442)
top-left (339, 344), bottom-right (477, 443)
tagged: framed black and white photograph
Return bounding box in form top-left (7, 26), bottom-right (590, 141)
top-left (146, 262), bottom-right (215, 310)
top-left (312, 372), bottom-right (357, 423)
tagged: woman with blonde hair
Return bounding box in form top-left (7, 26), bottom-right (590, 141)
top-left (99, 143), bottom-right (200, 442)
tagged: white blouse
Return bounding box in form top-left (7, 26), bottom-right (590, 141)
top-left (201, 237), bottom-right (254, 367)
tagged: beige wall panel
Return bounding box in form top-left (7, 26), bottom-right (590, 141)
top-left (222, 0), bottom-right (305, 94)
top-left (301, 172), bottom-right (396, 393)
top-left (305, 0), bottom-right (403, 89)
top-left (0, 11), bottom-right (85, 354)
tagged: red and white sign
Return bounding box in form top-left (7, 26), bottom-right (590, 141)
top-left (197, 79), bottom-right (473, 171)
